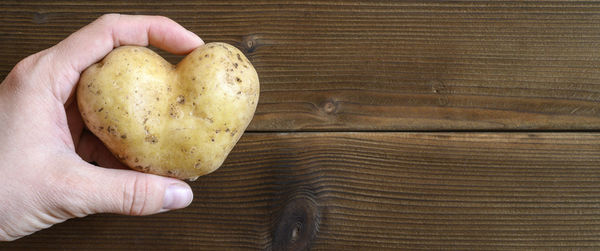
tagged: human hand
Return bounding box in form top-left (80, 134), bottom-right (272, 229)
top-left (0, 14), bottom-right (204, 241)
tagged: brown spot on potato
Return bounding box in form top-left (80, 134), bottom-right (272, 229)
top-left (236, 77), bottom-right (242, 83)
top-left (99, 126), bottom-right (104, 130)
top-left (121, 134), bottom-right (127, 139)
top-left (98, 107), bottom-right (104, 112)
top-left (211, 137), bottom-right (215, 142)
top-left (194, 161), bottom-right (202, 169)
top-left (169, 104), bottom-right (180, 118)
top-left (233, 63), bottom-right (238, 68)
top-left (230, 129), bottom-right (238, 137)
top-left (134, 157), bottom-right (139, 163)
top-left (225, 128), bottom-right (230, 133)
top-left (107, 126), bottom-right (117, 136)
top-left (156, 97), bottom-right (159, 101)
top-left (145, 135), bottom-right (158, 144)
top-left (177, 95), bottom-right (185, 104)
top-left (237, 53), bottom-right (242, 61)
top-left (96, 90), bottom-right (102, 95)
top-left (237, 91), bottom-right (242, 95)
top-left (215, 129), bottom-right (220, 134)
top-left (204, 54), bottom-right (209, 58)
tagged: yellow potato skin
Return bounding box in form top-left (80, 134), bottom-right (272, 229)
top-left (77, 43), bottom-right (259, 180)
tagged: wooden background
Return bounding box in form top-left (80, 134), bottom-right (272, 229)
top-left (2, 1), bottom-right (600, 250)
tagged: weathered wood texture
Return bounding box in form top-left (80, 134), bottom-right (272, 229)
top-left (2, 1), bottom-right (600, 130)
top-left (2, 1), bottom-right (600, 250)
top-left (3, 133), bottom-right (600, 250)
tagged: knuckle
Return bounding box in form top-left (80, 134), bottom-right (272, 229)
top-left (4, 50), bottom-right (50, 91)
top-left (10, 55), bottom-right (35, 82)
top-left (154, 15), bottom-right (171, 23)
top-left (11, 58), bottom-right (29, 77)
top-left (97, 13), bottom-right (120, 24)
top-left (123, 175), bottom-right (152, 216)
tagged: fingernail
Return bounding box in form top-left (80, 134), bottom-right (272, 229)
top-left (162, 183), bottom-right (193, 211)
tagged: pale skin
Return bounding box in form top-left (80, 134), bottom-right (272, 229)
top-left (0, 14), bottom-right (203, 241)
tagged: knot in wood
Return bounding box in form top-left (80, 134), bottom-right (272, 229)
top-left (429, 80), bottom-right (449, 106)
top-left (272, 194), bottom-right (320, 251)
top-left (241, 34), bottom-right (259, 53)
top-left (322, 99), bottom-right (338, 114)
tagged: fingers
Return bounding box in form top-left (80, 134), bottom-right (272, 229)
top-left (50, 14), bottom-right (204, 103)
top-left (57, 14), bottom-right (203, 73)
top-left (65, 161), bottom-right (193, 216)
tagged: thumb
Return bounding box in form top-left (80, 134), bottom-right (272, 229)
top-left (70, 163), bottom-right (193, 216)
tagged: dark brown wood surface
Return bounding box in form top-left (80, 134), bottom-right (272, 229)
top-left (2, 1), bottom-right (600, 250)
top-left (2, 133), bottom-right (600, 250)
top-left (2, 1), bottom-right (600, 130)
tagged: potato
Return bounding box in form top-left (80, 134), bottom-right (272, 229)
top-left (77, 43), bottom-right (259, 180)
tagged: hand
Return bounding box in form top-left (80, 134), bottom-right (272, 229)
top-left (0, 14), bottom-right (204, 241)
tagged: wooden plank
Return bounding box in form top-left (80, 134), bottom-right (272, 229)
top-left (2, 1), bottom-right (600, 130)
top-left (3, 132), bottom-right (600, 250)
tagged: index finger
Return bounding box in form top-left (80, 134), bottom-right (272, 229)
top-left (51, 14), bottom-right (204, 103)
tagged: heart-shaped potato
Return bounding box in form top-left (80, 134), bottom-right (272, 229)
top-left (77, 43), bottom-right (259, 180)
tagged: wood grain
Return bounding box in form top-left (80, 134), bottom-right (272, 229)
top-left (2, 1), bottom-right (600, 130)
top-left (3, 132), bottom-right (600, 250)
top-left (2, 1), bottom-right (600, 250)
